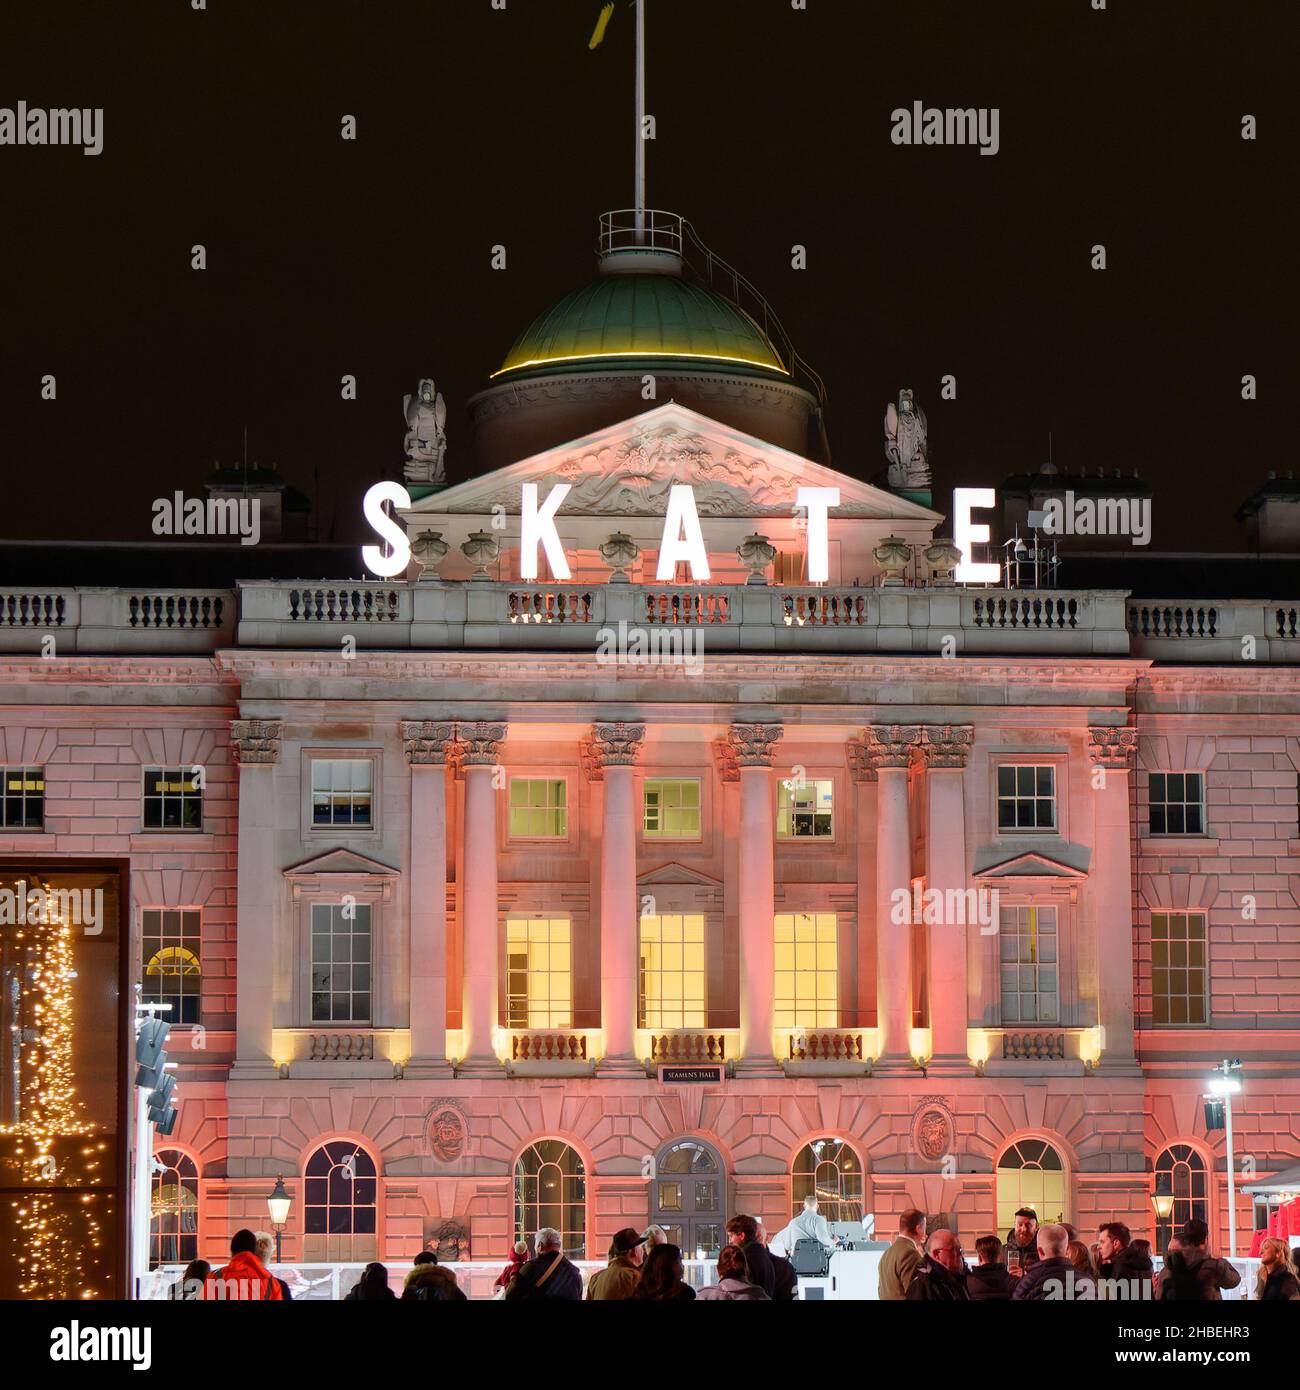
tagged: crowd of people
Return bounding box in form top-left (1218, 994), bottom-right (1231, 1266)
top-left (171, 1200), bottom-right (1299, 1302)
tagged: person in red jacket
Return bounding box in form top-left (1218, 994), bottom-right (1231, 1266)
top-left (204, 1229), bottom-right (285, 1300)
top-left (494, 1240), bottom-right (530, 1291)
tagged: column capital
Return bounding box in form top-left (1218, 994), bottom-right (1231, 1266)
top-left (1088, 726), bottom-right (1138, 769)
top-left (863, 724), bottom-right (922, 770)
top-left (456, 721), bottom-right (507, 766)
top-left (846, 739), bottom-right (877, 783)
top-left (920, 724), bottom-right (975, 769)
top-left (231, 718), bottom-right (282, 766)
top-left (727, 722), bottom-right (784, 767)
top-left (582, 722), bottom-right (646, 781)
top-left (400, 720), bottom-right (457, 765)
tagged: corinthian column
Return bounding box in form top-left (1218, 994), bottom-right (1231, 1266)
top-left (591, 722), bottom-right (646, 1073)
top-left (231, 719), bottom-right (282, 1079)
top-left (922, 725), bottom-right (974, 1075)
top-left (458, 722), bottom-right (507, 1071)
top-left (731, 723), bottom-right (783, 1074)
top-left (1089, 726), bottom-right (1139, 1074)
top-left (867, 724), bottom-right (921, 1073)
top-left (401, 721), bottom-right (455, 1078)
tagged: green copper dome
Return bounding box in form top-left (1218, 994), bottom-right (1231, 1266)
top-left (493, 273), bottom-right (788, 381)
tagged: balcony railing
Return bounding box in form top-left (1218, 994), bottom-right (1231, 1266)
top-left (5, 581), bottom-right (1300, 662)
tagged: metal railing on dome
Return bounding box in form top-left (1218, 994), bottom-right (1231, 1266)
top-left (597, 208), bottom-right (828, 406)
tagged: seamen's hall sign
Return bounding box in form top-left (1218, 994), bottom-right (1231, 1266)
top-left (360, 482), bottom-right (1005, 584)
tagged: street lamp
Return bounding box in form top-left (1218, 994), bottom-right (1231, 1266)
top-left (1205, 1059), bottom-right (1243, 1259)
top-left (1152, 1171), bottom-right (1176, 1222)
top-left (267, 1177), bottom-right (292, 1263)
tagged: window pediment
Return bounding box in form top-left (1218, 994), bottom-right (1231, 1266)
top-left (284, 848), bottom-right (399, 899)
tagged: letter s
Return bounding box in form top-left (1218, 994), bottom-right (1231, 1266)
top-left (361, 482), bottom-right (412, 578)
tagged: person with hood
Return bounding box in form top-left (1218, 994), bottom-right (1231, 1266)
top-left (1011, 1224), bottom-right (1075, 1300)
top-left (633, 1242), bottom-right (696, 1300)
top-left (1096, 1222), bottom-right (1153, 1300)
top-left (494, 1240), bottom-right (530, 1292)
top-left (345, 1262), bottom-right (396, 1300)
top-left (965, 1236), bottom-right (1014, 1300)
top-left (1256, 1237), bottom-right (1300, 1300)
top-left (586, 1227), bottom-right (646, 1299)
top-left (402, 1252), bottom-right (467, 1301)
top-left (1159, 1218), bottom-right (1240, 1301)
top-left (696, 1243), bottom-right (770, 1300)
top-left (906, 1229), bottom-right (970, 1301)
top-left (203, 1229), bottom-right (284, 1300)
top-left (503, 1227), bottom-right (584, 1300)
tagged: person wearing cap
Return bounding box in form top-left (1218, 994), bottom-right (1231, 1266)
top-left (585, 1227), bottom-right (646, 1300)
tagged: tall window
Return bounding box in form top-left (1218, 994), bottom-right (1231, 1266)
top-left (997, 764), bottom-right (1056, 832)
top-left (150, 1149), bottom-right (199, 1267)
top-left (643, 779), bottom-right (700, 837)
top-left (304, 1141), bottom-right (377, 1262)
top-left (999, 905), bottom-right (1059, 1023)
top-left (310, 903), bottom-right (372, 1023)
top-left (792, 1138), bottom-right (862, 1223)
top-left (514, 1139), bottom-right (585, 1258)
top-left (142, 909), bottom-right (202, 1025)
top-left (311, 758), bottom-right (373, 827)
top-left (1151, 911), bottom-right (1208, 1024)
top-left (505, 918), bottom-right (571, 1028)
top-left (638, 914), bottom-right (706, 1028)
top-left (0, 766), bottom-right (44, 829)
top-left (1154, 1145), bottom-right (1208, 1255)
top-left (1148, 772), bottom-right (1205, 835)
top-left (777, 779), bottom-right (834, 838)
top-left (996, 1139), bottom-right (1067, 1231)
top-left (142, 767), bottom-right (203, 831)
top-left (508, 778), bottom-right (567, 838)
top-left (774, 913), bottom-right (838, 1027)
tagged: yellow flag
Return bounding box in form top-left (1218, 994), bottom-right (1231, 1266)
top-left (589, 2), bottom-right (615, 49)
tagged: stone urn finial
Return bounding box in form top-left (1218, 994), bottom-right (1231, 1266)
top-left (923, 538), bottom-right (963, 587)
top-left (411, 529), bottom-right (450, 581)
top-left (872, 535), bottom-right (913, 587)
top-left (460, 530), bottom-right (500, 580)
top-left (737, 533), bottom-right (777, 585)
top-left (599, 532), bottom-right (639, 583)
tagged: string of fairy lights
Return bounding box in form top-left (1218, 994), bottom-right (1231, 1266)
top-left (1, 875), bottom-right (108, 1298)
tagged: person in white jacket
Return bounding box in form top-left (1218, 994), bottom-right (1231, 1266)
top-left (770, 1196), bottom-right (836, 1258)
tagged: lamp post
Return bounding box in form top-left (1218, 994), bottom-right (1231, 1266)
top-left (1206, 1058), bottom-right (1243, 1259)
top-left (1151, 1170), bottom-right (1176, 1253)
top-left (267, 1177), bottom-right (292, 1264)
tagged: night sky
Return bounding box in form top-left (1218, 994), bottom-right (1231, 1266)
top-left (0, 0), bottom-right (1293, 550)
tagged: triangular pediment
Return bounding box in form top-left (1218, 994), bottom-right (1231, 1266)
top-left (973, 849), bottom-right (1089, 880)
top-left (637, 860), bottom-right (723, 888)
top-left (406, 403), bottom-right (942, 523)
top-left (284, 848), bottom-right (400, 879)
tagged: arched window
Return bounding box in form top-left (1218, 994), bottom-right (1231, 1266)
top-left (304, 1141), bottom-right (378, 1262)
top-left (150, 1149), bottom-right (199, 1267)
top-left (996, 1139), bottom-right (1068, 1232)
top-left (650, 1139), bottom-right (726, 1258)
top-left (1154, 1144), bottom-right (1208, 1254)
top-left (514, 1139), bottom-right (585, 1258)
top-left (792, 1137), bottom-right (862, 1223)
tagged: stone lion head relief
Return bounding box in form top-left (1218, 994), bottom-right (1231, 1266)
top-left (426, 1100), bottom-right (468, 1163)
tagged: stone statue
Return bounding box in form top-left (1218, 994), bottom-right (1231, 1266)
top-left (403, 379), bottom-right (447, 486)
top-left (884, 388), bottom-right (930, 490)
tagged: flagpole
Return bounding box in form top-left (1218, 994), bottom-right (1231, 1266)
top-left (635, 0), bottom-right (646, 241)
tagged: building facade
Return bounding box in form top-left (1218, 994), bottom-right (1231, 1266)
top-left (3, 218), bottom-right (1298, 1286)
